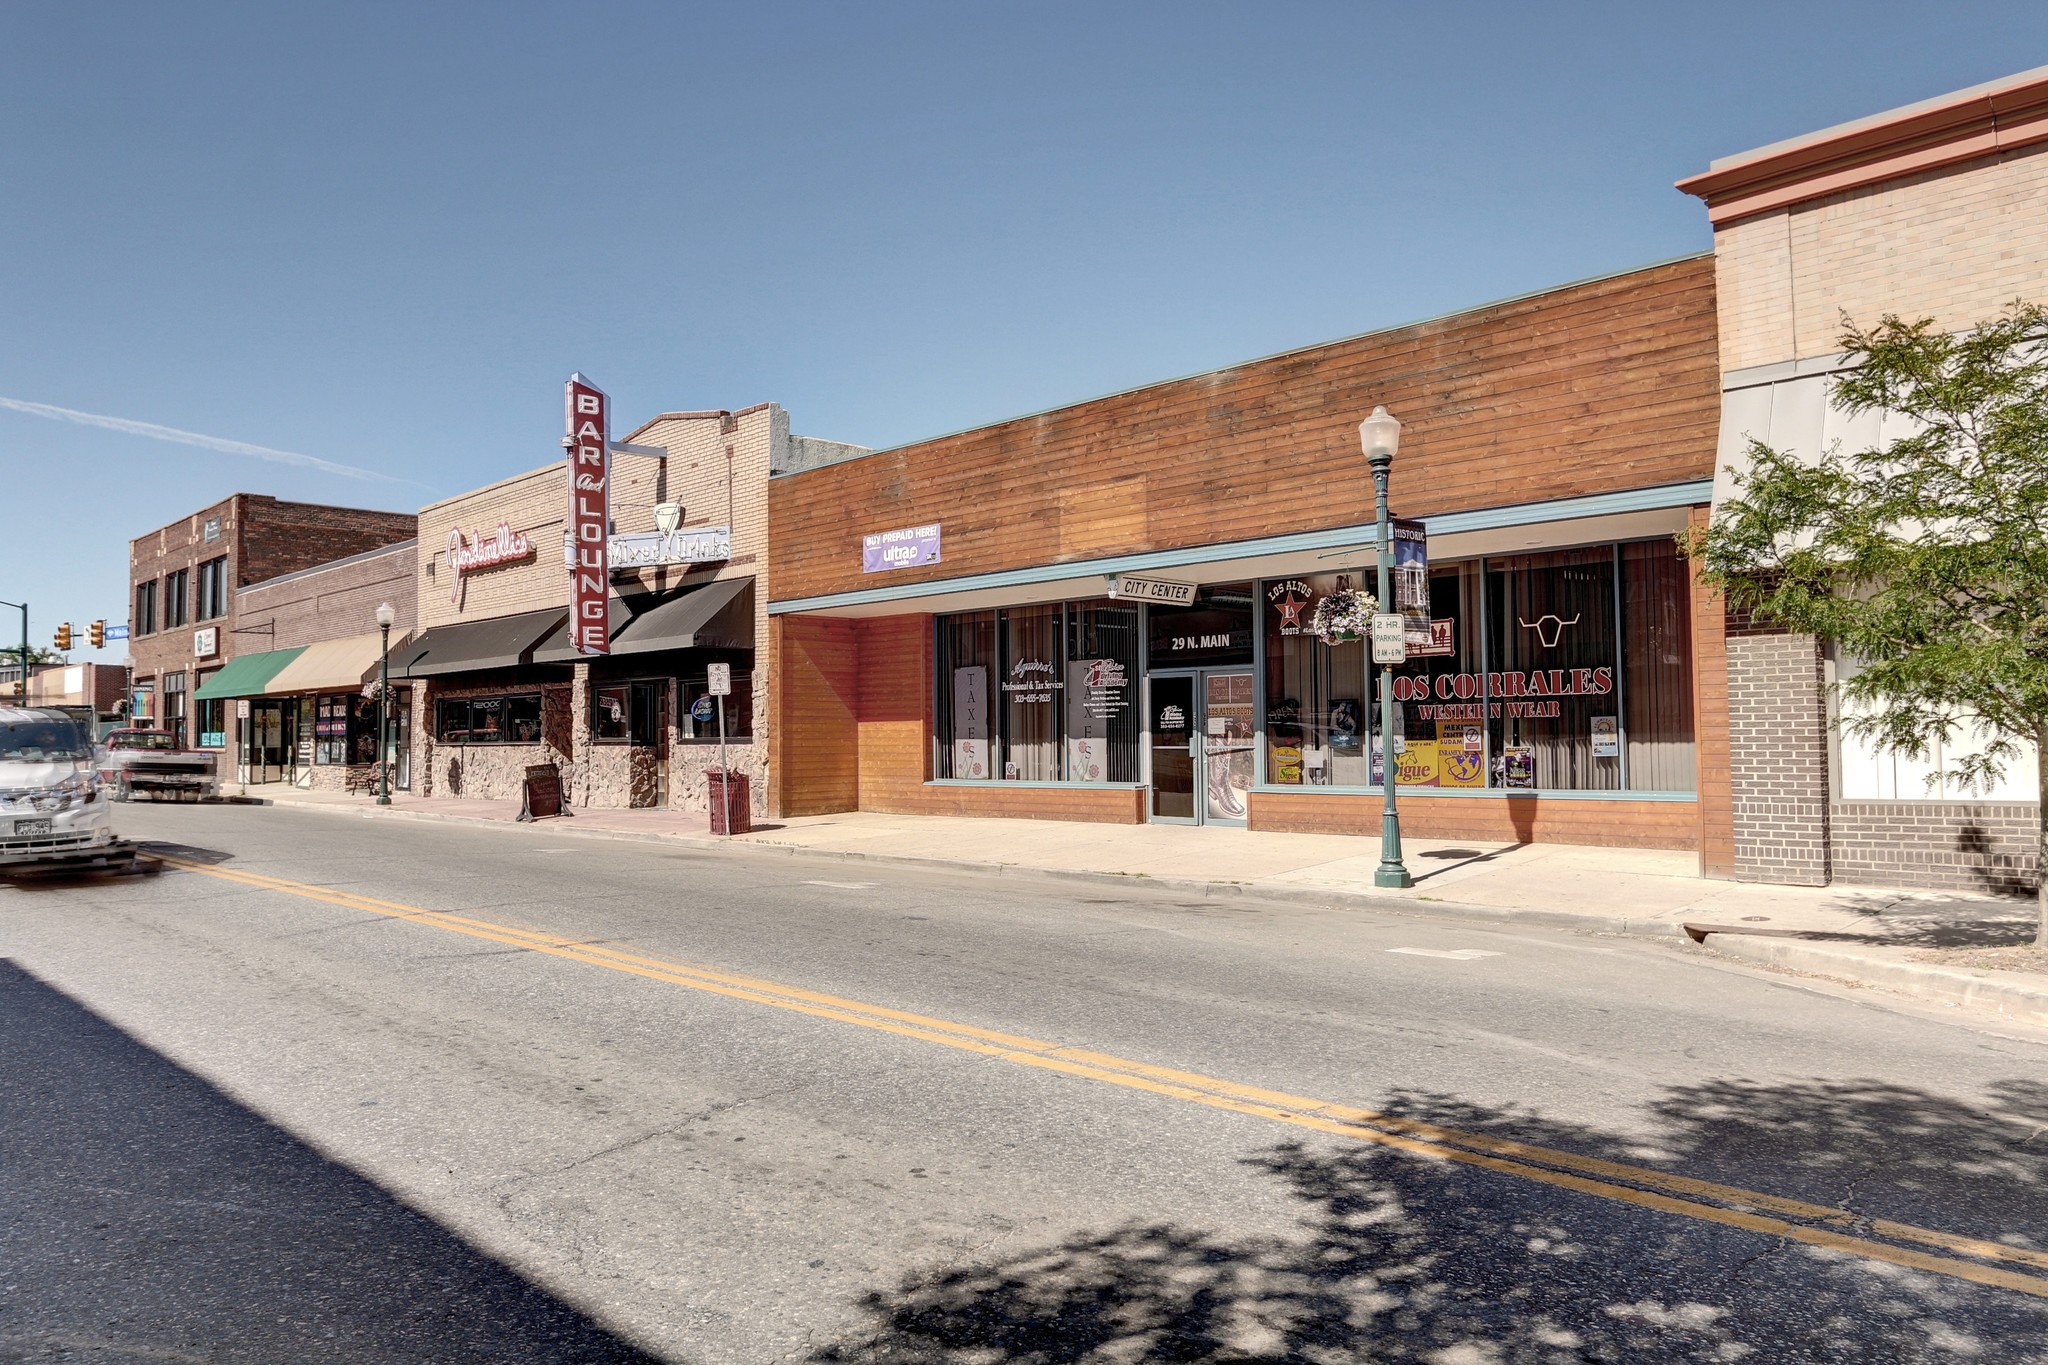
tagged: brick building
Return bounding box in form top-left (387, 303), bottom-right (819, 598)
top-left (192, 540), bottom-right (418, 791)
top-left (1679, 64), bottom-right (2048, 893)
top-left (127, 495), bottom-right (418, 755)
top-left (394, 401), bottom-right (862, 814)
top-left (2, 662), bottom-right (127, 716)
top-left (768, 258), bottom-right (1727, 853)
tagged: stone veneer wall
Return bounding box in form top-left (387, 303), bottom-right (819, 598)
top-left (1726, 623), bottom-right (1831, 885)
top-left (417, 680), bottom-right (573, 802)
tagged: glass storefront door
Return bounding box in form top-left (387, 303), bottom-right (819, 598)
top-left (1149, 675), bottom-right (1196, 821)
top-left (247, 700), bottom-right (291, 785)
top-left (1201, 671), bottom-right (1254, 824)
top-left (1148, 670), bottom-right (1253, 826)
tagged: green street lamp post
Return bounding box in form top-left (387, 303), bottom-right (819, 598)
top-left (1360, 405), bottom-right (1412, 890)
top-left (374, 601), bottom-right (395, 806)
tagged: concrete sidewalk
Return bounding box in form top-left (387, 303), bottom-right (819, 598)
top-left (245, 784), bottom-right (2046, 1029)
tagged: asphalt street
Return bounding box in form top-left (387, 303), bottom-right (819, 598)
top-left (3, 802), bottom-right (2045, 1363)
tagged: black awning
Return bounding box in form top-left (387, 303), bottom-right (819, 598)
top-left (393, 607), bottom-right (568, 678)
top-left (531, 576), bottom-right (754, 663)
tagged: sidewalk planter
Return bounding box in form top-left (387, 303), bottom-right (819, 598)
top-left (709, 769), bottom-right (751, 835)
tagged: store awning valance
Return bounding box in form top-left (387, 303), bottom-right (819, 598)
top-left (531, 577), bottom-right (753, 663)
top-left (266, 633), bottom-right (405, 695)
top-left (193, 647), bottom-right (307, 700)
top-left (392, 608), bottom-right (567, 679)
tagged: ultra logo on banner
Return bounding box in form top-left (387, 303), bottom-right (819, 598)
top-left (565, 374), bottom-right (610, 656)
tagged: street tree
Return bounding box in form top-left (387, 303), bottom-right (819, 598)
top-left (1689, 303), bottom-right (2048, 945)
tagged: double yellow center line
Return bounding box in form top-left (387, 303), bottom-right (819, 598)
top-left (156, 853), bottom-right (2048, 1300)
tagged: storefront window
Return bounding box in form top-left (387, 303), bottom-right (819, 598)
top-left (1477, 547), bottom-right (1622, 791)
top-left (435, 694), bottom-right (542, 744)
top-left (1147, 584), bottom-right (1255, 669)
top-left (1620, 540), bottom-right (1696, 792)
top-left (195, 695), bottom-right (226, 749)
top-left (593, 681), bottom-right (663, 745)
top-left (314, 693), bottom-right (379, 765)
top-left (681, 672), bottom-right (752, 741)
top-left (935, 600), bottom-right (1139, 782)
top-left (1000, 603), bottom-right (1062, 781)
top-left (1263, 539), bottom-right (1694, 794)
top-left (1262, 574), bottom-right (1372, 787)
top-left (936, 612), bottom-right (996, 780)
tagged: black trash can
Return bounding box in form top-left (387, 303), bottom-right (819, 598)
top-left (708, 769), bottom-right (751, 835)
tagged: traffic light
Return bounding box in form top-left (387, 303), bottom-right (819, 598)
top-left (89, 619), bottom-right (106, 648)
top-left (53, 623), bottom-right (72, 652)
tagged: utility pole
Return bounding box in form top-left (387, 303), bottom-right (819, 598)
top-left (0, 599), bottom-right (26, 704)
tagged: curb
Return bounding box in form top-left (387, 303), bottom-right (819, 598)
top-left (1695, 933), bottom-right (2048, 1028)
top-left (241, 791), bottom-right (2048, 1030)
top-left (245, 791), bottom-right (1691, 944)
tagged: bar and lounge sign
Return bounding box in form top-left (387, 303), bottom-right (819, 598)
top-left (863, 523), bottom-right (941, 573)
top-left (565, 373), bottom-right (610, 656)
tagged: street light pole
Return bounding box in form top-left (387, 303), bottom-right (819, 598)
top-left (1360, 406), bottom-right (1412, 890)
top-left (374, 602), bottom-right (395, 806)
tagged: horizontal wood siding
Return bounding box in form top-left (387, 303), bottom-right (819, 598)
top-left (769, 616), bottom-right (859, 817)
top-left (849, 614), bottom-right (1144, 823)
top-left (854, 615), bottom-right (932, 810)
top-left (771, 258), bottom-right (1719, 602)
top-left (1248, 792), bottom-right (1700, 850)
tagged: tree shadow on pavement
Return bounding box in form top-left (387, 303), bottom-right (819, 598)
top-left (814, 1081), bottom-right (2048, 1363)
top-left (0, 958), bottom-right (658, 1364)
top-left (1799, 888), bottom-right (2039, 949)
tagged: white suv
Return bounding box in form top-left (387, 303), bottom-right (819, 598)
top-left (0, 706), bottom-right (117, 869)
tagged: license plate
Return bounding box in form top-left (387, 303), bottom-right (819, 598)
top-left (13, 819), bottom-right (52, 837)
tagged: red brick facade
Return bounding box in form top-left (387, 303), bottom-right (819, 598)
top-left (128, 495), bottom-right (417, 750)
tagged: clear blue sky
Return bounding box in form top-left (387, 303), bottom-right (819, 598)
top-left (5, 2), bottom-right (2046, 666)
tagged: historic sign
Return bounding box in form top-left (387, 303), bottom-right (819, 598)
top-left (565, 374), bottom-right (611, 655)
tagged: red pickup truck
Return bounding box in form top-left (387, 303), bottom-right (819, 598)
top-left (97, 728), bottom-right (220, 801)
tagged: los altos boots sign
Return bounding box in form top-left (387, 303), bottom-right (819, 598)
top-left (565, 374), bottom-right (610, 656)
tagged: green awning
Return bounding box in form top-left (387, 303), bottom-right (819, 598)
top-left (193, 646), bottom-right (307, 700)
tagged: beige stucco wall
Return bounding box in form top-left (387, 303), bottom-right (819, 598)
top-left (1714, 140), bottom-right (2048, 373)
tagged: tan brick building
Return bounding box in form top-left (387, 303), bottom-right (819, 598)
top-left (127, 496), bottom-right (418, 754)
top-left (198, 540), bottom-right (420, 792)
top-left (1679, 64), bottom-right (2048, 893)
top-left (397, 401), bottom-right (862, 815)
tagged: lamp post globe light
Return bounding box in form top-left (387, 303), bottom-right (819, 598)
top-left (1359, 406), bottom-right (1412, 890)
top-left (374, 601), bottom-right (396, 806)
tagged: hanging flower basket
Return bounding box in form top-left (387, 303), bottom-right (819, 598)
top-left (1309, 587), bottom-right (1377, 645)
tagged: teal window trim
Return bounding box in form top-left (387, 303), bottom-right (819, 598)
top-left (769, 481), bottom-right (1712, 615)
